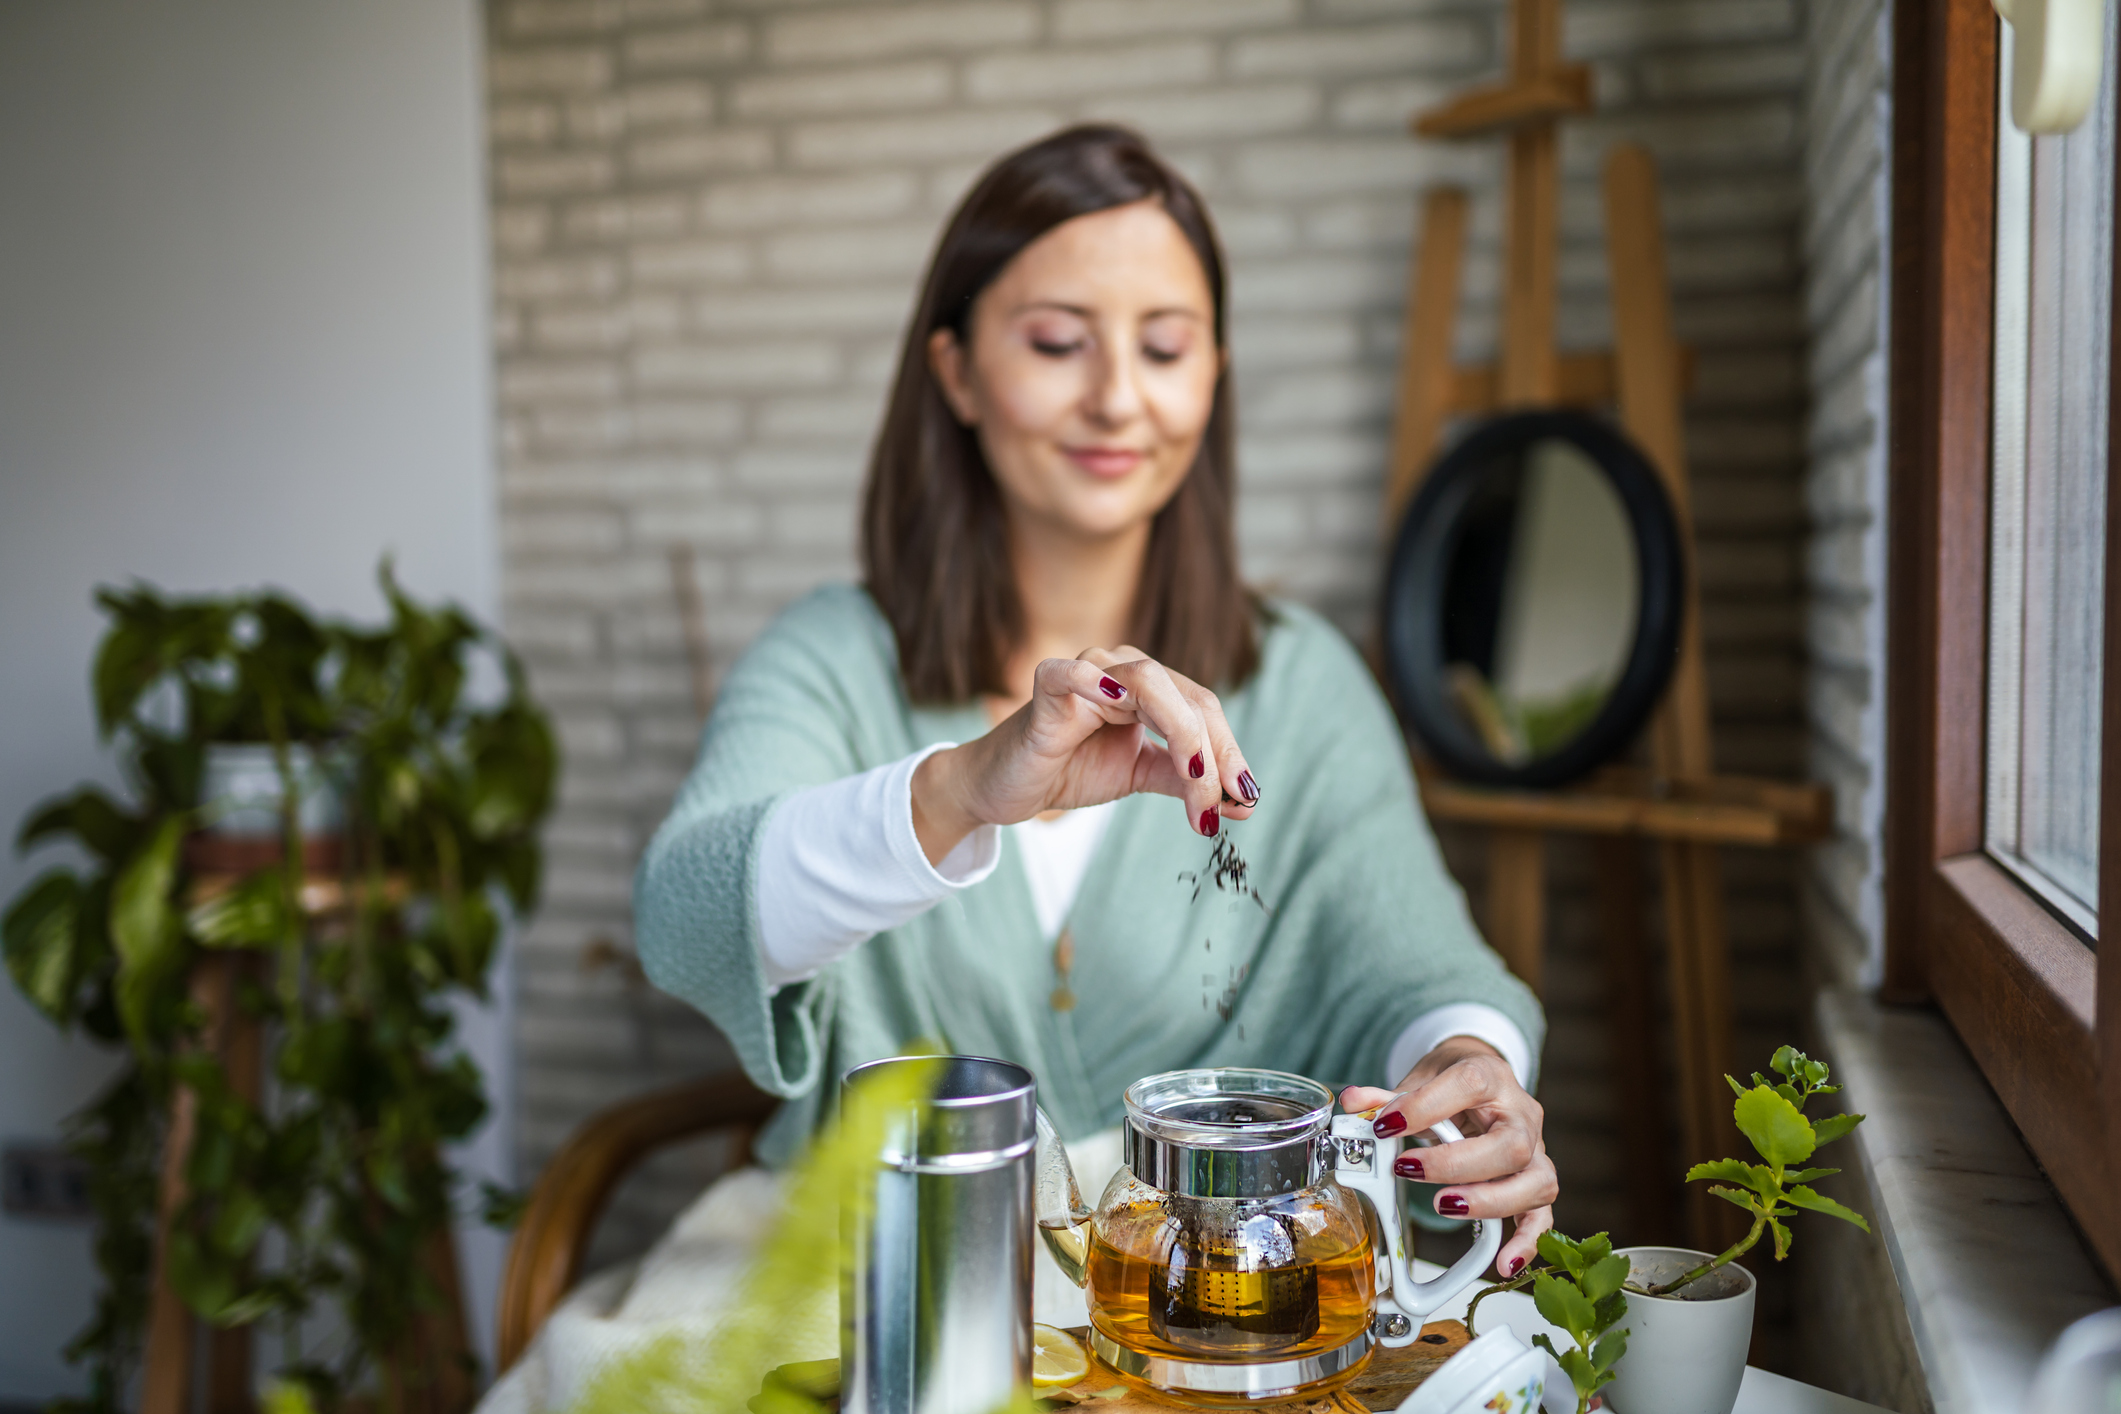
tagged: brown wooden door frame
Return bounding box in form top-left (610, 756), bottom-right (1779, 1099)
top-left (1885, 0), bottom-right (2121, 1279)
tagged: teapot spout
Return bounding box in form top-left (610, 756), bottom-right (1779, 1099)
top-left (1034, 1107), bottom-right (1092, 1287)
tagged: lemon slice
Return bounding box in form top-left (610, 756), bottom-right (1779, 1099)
top-left (1031, 1324), bottom-right (1091, 1388)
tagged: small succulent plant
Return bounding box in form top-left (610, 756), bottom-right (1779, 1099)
top-left (1653, 1045), bottom-right (1870, 1296)
top-left (1466, 1046), bottom-right (1873, 1410)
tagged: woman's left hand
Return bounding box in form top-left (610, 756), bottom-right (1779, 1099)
top-left (1339, 1036), bottom-right (1557, 1280)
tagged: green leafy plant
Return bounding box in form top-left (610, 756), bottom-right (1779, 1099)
top-left (1649, 1045), bottom-right (1870, 1297)
top-left (1462, 1046), bottom-right (1871, 1402)
top-left (1465, 1231), bottom-right (1628, 1414)
top-left (2, 567), bottom-right (555, 1414)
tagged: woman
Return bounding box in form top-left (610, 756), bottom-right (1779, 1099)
top-left (636, 125), bottom-right (1557, 1282)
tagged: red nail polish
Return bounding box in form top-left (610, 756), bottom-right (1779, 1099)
top-left (1508, 1257), bottom-right (1525, 1277)
top-left (1438, 1194), bottom-right (1469, 1217)
top-left (1392, 1152), bottom-right (1424, 1179)
top-left (1199, 809), bottom-right (1219, 837)
top-left (1099, 676), bottom-right (1125, 700)
top-left (1189, 751), bottom-right (1205, 779)
top-left (1372, 1111), bottom-right (1407, 1139)
top-left (1238, 770), bottom-right (1260, 803)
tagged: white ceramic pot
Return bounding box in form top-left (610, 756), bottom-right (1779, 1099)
top-left (1602, 1246), bottom-right (1755, 1414)
top-left (1396, 1326), bottom-right (1545, 1414)
top-left (201, 743), bottom-right (342, 837)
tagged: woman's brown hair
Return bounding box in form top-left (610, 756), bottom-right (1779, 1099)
top-left (860, 124), bottom-right (1259, 704)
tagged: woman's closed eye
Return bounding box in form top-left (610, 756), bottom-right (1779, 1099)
top-left (1022, 312), bottom-right (1091, 358)
top-left (1140, 315), bottom-right (1199, 365)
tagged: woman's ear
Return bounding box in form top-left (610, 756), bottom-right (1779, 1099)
top-left (928, 327), bottom-right (980, 426)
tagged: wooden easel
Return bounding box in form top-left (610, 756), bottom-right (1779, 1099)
top-left (1385, 0), bottom-right (1830, 1251)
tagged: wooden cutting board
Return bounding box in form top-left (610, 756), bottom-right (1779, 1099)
top-left (1040, 1321), bottom-right (1471, 1413)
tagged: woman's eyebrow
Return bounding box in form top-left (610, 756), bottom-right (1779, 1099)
top-left (1008, 300), bottom-right (1206, 321)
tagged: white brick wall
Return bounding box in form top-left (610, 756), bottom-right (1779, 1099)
top-left (485, 0), bottom-right (1816, 1262)
top-left (1782, 5), bottom-right (1890, 1384)
top-left (1795, 0), bottom-right (1889, 989)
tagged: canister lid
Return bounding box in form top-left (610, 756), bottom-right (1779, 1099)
top-left (842, 1054), bottom-right (1037, 1174)
top-left (1123, 1068), bottom-right (1333, 1198)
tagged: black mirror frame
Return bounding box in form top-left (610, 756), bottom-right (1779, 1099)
top-left (1381, 409), bottom-right (1687, 790)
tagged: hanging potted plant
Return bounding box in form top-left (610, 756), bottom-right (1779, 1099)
top-left (2, 565), bottom-right (556, 1414)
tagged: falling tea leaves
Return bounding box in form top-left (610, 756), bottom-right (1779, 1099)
top-left (1178, 833), bottom-right (1270, 913)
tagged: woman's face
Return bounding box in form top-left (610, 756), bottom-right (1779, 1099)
top-left (929, 199), bottom-right (1223, 544)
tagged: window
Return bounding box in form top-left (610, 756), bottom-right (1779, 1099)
top-left (1986, 16), bottom-right (2115, 941)
top-left (1887, 0), bottom-right (2120, 1280)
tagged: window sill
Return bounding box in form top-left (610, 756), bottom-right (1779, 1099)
top-left (1809, 987), bottom-right (2112, 1413)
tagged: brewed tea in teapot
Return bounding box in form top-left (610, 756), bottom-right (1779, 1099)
top-left (1037, 1068), bottom-right (1498, 1404)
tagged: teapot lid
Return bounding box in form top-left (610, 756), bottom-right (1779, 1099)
top-left (1122, 1068), bottom-right (1333, 1199)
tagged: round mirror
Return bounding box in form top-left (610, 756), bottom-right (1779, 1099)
top-left (1382, 409), bottom-right (1686, 789)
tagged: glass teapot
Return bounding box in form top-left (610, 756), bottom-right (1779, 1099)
top-left (1035, 1068), bottom-right (1499, 1405)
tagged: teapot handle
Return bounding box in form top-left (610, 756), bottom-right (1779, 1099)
top-left (1329, 1113), bottom-right (1501, 1348)
top-left (1034, 1107), bottom-right (1092, 1288)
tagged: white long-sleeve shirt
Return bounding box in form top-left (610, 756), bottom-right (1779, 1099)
top-left (753, 745), bottom-right (1532, 1088)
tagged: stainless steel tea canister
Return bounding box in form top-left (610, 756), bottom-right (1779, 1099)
top-left (841, 1055), bottom-right (1037, 1414)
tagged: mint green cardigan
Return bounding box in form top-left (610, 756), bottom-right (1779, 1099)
top-left (635, 585), bottom-right (1542, 1165)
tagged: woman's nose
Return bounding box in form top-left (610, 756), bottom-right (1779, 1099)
top-left (1084, 345), bottom-right (1146, 428)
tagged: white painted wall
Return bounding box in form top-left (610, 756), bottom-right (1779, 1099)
top-left (0, 1), bottom-right (502, 1398)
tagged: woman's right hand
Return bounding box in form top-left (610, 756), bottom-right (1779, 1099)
top-left (909, 648), bottom-right (1261, 864)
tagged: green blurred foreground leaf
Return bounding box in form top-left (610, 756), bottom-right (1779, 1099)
top-left (564, 1057), bottom-right (942, 1414)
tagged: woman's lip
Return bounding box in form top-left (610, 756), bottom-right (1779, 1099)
top-left (1064, 446), bottom-right (1145, 478)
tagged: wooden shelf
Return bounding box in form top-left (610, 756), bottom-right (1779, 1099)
top-left (1417, 763), bottom-right (1833, 848)
top-left (1444, 346), bottom-right (1696, 416)
top-left (1413, 65), bottom-right (1594, 138)
top-left (186, 872), bottom-right (410, 914)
